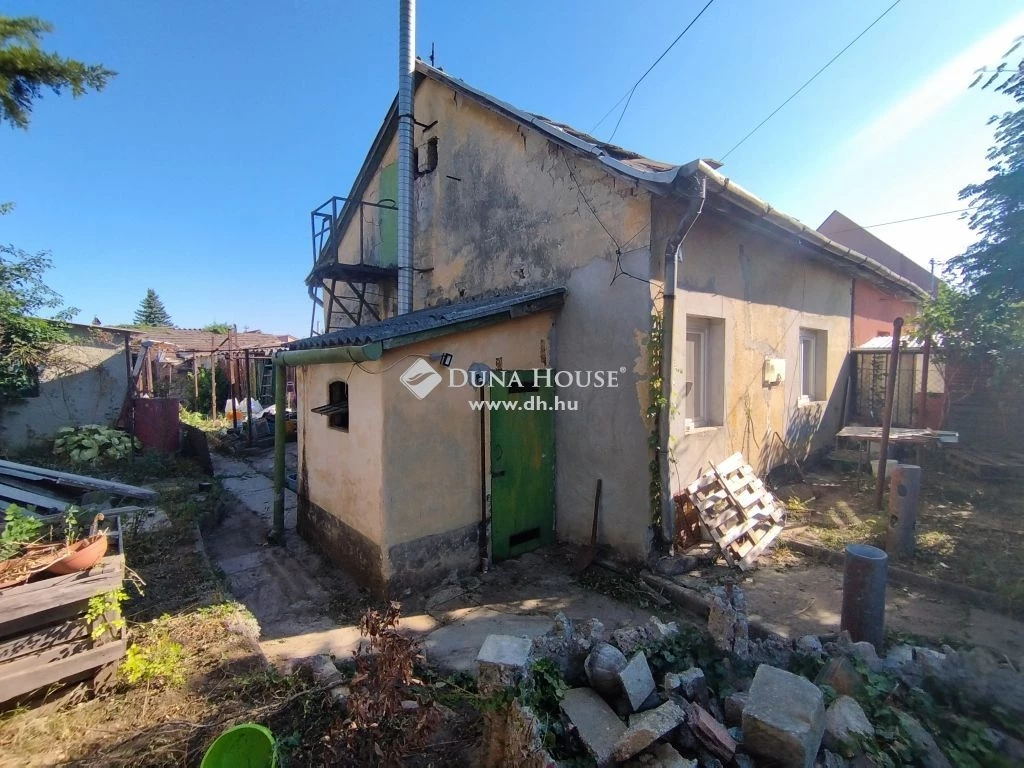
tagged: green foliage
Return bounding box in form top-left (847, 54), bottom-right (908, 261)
top-left (520, 658), bottom-right (568, 719)
top-left (86, 587), bottom-right (127, 641)
top-left (52, 424), bottom-right (139, 463)
top-left (0, 503), bottom-right (43, 559)
top-left (0, 244), bottom-right (76, 403)
top-left (120, 635), bottom-right (186, 687)
top-left (642, 626), bottom-right (754, 696)
top-left (133, 288), bottom-right (173, 327)
top-left (646, 309), bottom-right (666, 529)
top-left (201, 322), bottom-right (232, 334)
top-left (0, 15), bottom-right (115, 130)
top-left (187, 364), bottom-right (231, 415)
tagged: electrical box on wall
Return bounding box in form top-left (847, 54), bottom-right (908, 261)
top-left (763, 358), bottom-right (785, 387)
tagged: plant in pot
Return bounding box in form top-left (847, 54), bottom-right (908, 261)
top-left (47, 509), bottom-right (108, 575)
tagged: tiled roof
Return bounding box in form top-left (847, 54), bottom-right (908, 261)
top-left (119, 327), bottom-right (287, 353)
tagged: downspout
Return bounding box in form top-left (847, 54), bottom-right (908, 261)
top-left (659, 176), bottom-right (706, 551)
top-left (270, 342), bottom-right (384, 543)
top-left (396, 0), bottom-right (415, 314)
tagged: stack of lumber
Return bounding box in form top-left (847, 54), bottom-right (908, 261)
top-left (0, 459), bottom-right (156, 513)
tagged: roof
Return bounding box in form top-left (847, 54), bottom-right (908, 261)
top-left (853, 335), bottom-right (928, 352)
top-left (311, 61), bottom-right (928, 302)
top-left (818, 211), bottom-right (936, 295)
top-left (118, 327), bottom-right (288, 353)
top-left (289, 286), bottom-right (565, 351)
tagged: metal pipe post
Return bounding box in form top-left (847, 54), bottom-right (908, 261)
top-left (874, 317), bottom-right (903, 510)
top-left (271, 360), bottom-right (287, 543)
top-left (840, 543), bottom-right (888, 650)
top-left (244, 348), bottom-right (254, 446)
top-left (886, 464), bottom-right (921, 560)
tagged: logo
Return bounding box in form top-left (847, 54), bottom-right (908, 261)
top-left (400, 358), bottom-right (443, 400)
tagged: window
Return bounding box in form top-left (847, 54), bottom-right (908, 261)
top-left (685, 317), bottom-right (724, 429)
top-left (798, 328), bottom-right (828, 402)
top-left (311, 380), bottom-right (349, 431)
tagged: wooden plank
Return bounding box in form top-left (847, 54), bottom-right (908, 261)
top-left (0, 617), bottom-right (88, 663)
top-left (0, 637), bottom-right (126, 705)
top-left (714, 453), bottom-right (745, 476)
top-left (0, 483), bottom-right (69, 512)
top-left (0, 561), bottom-right (122, 632)
top-left (0, 459), bottom-right (157, 501)
top-left (738, 525), bottom-right (784, 570)
top-left (719, 517), bottom-right (768, 549)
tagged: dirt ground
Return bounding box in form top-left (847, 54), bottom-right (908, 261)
top-left (776, 462), bottom-right (1024, 608)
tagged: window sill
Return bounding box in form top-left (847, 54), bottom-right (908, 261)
top-left (685, 424), bottom-right (723, 435)
top-left (797, 398), bottom-right (826, 408)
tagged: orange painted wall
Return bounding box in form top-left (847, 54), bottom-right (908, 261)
top-left (852, 280), bottom-right (918, 347)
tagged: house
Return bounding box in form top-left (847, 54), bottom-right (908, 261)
top-left (0, 324), bottom-right (134, 453)
top-left (817, 211), bottom-right (935, 347)
top-left (288, 62), bottom-right (927, 596)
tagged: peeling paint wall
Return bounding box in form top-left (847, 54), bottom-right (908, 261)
top-left (0, 328), bottom-right (130, 453)
top-left (652, 199), bottom-right (852, 492)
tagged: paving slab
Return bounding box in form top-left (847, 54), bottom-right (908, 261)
top-left (560, 687), bottom-right (626, 767)
top-left (423, 607), bottom-right (554, 674)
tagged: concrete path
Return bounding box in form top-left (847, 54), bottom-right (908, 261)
top-left (204, 449), bottom-right (688, 672)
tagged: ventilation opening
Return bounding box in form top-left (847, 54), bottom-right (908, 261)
top-left (509, 527), bottom-right (541, 548)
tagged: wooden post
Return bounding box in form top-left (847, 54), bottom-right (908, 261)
top-left (244, 348), bottom-right (254, 446)
top-left (229, 353), bottom-right (238, 430)
top-left (917, 336), bottom-right (932, 428)
top-left (874, 317), bottom-right (904, 510)
top-left (192, 355), bottom-right (199, 411)
top-left (210, 353), bottom-right (217, 419)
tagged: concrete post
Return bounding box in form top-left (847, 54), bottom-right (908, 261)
top-left (840, 544), bottom-right (887, 651)
top-left (886, 464), bottom-right (921, 560)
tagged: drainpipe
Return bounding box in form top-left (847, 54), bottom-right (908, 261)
top-left (396, 0), bottom-right (415, 314)
top-left (659, 176), bottom-right (706, 552)
top-left (270, 342), bottom-right (384, 543)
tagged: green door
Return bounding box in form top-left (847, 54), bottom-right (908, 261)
top-left (489, 371), bottom-right (556, 560)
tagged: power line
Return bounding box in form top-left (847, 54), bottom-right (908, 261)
top-left (833, 208), bottom-right (971, 233)
top-left (590, 0), bottom-right (718, 142)
top-left (720, 0), bottom-right (903, 161)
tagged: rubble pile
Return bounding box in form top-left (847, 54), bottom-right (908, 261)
top-left (474, 591), bottom-right (1024, 768)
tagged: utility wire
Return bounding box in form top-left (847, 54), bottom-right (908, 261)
top-left (832, 207), bottom-right (971, 233)
top-left (590, 0), bottom-right (718, 141)
top-left (720, 0), bottom-right (903, 161)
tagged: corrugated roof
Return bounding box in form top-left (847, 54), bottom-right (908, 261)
top-left (290, 286), bottom-right (565, 351)
top-left (117, 327), bottom-right (287, 352)
top-left (853, 335), bottom-right (928, 352)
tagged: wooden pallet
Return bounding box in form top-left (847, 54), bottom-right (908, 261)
top-left (946, 448), bottom-right (1024, 481)
top-left (683, 452), bottom-right (785, 570)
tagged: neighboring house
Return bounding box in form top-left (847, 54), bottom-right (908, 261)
top-left (817, 211), bottom-right (935, 347)
top-left (0, 324), bottom-right (133, 453)
top-left (290, 62), bottom-right (926, 595)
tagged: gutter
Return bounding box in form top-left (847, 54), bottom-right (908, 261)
top-left (269, 341), bottom-right (383, 543)
top-left (689, 160), bottom-right (928, 301)
top-left (659, 176), bottom-right (706, 550)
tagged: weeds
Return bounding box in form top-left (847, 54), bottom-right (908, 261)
top-left (120, 635), bottom-right (186, 687)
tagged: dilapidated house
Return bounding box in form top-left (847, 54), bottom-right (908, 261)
top-left (288, 62), bottom-right (927, 595)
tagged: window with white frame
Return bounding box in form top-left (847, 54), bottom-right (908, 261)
top-left (798, 328), bottom-right (827, 402)
top-left (685, 317), bottom-right (724, 429)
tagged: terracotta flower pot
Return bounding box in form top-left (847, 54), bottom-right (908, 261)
top-left (47, 535), bottom-right (108, 575)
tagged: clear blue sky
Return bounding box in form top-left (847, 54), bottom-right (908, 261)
top-left (3, 0), bottom-right (1022, 336)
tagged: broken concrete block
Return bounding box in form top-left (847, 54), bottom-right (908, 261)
top-left (664, 672), bottom-right (683, 692)
top-left (288, 654), bottom-right (344, 687)
top-left (533, 613), bottom-right (605, 686)
top-left (586, 642), bottom-right (628, 700)
top-left (823, 696), bottom-right (873, 755)
top-left (618, 652), bottom-right (657, 712)
top-left (614, 700), bottom-right (687, 761)
top-left (625, 741), bottom-right (697, 767)
top-left (723, 692), bottom-right (748, 726)
top-left (894, 710), bottom-right (952, 768)
top-left (796, 634), bottom-right (824, 656)
top-left (676, 667), bottom-right (708, 702)
top-left (648, 615), bottom-right (680, 640)
top-left (400, 699), bottom-right (420, 711)
top-left (707, 585), bottom-right (750, 659)
top-left (612, 625), bottom-right (653, 656)
top-left (815, 656), bottom-right (863, 697)
top-left (687, 702), bottom-right (737, 763)
top-left (560, 687), bottom-right (627, 767)
top-left (819, 750), bottom-right (848, 768)
top-left (476, 634), bottom-right (532, 696)
top-left (849, 641), bottom-right (882, 672)
top-left (743, 664), bottom-right (826, 768)
top-left (329, 684), bottom-right (350, 709)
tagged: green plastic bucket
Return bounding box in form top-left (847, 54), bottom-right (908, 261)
top-left (201, 723), bottom-right (276, 768)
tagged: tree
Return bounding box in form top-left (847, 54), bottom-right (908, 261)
top-left (916, 43), bottom-right (1024, 363)
top-left (0, 15), bottom-right (115, 130)
top-left (134, 289), bottom-right (173, 327)
top-left (201, 322), bottom-right (232, 334)
top-left (0, 245), bottom-right (77, 403)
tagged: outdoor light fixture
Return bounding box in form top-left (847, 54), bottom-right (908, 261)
top-left (429, 352), bottom-right (454, 367)
top-left (468, 361), bottom-right (491, 388)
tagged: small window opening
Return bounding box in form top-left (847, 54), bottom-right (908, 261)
top-left (416, 137), bottom-right (439, 175)
top-left (311, 380), bottom-right (349, 431)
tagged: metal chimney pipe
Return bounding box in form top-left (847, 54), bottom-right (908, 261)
top-left (396, 0), bottom-right (415, 314)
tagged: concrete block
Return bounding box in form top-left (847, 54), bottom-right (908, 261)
top-left (823, 696), bottom-right (873, 755)
top-left (624, 741), bottom-right (697, 767)
top-left (614, 700), bottom-right (687, 761)
top-left (586, 642), bottom-right (628, 700)
top-left (618, 652), bottom-right (657, 712)
top-left (687, 702), bottom-right (736, 763)
top-left (560, 687), bottom-right (626, 767)
top-left (477, 634), bottom-right (532, 696)
top-left (815, 656), bottom-right (863, 697)
top-left (743, 664), bottom-right (826, 768)
top-left (677, 667), bottom-right (708, 702)
top-left (724, 692), bottom-right (748, 726)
